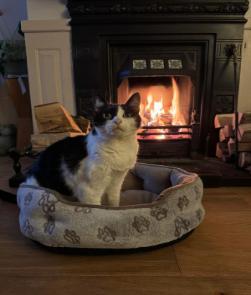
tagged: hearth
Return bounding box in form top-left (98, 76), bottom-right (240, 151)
top-left (67, 0), bottom-right (249, 158)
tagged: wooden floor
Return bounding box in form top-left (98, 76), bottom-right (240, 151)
top-left (0, 156), bottom-right (251, 294)
top-left (0, 185), bottom-right (251, 294)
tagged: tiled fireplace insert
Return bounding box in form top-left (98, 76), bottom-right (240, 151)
top-left (67, 0), bottom-right (249, 158)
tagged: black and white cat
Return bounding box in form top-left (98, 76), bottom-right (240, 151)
top-left (25, 93), bottom-right (141, 206)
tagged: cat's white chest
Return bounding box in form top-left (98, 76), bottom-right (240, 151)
top-left (87, 133), bottom-right (138, 172)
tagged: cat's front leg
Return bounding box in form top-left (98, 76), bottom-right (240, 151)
top-left (74, 163), bottom-right (109, 205)
top-left (75, 182), bottom-right (105, 205)
top-left (105, 170), bottom-right (128, 207)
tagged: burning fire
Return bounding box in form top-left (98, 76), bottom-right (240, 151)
top-left (145, 94), bottom-right (165, 126)
top-left (138, 77), bottom-right (188, 140)
top-left (140, 77), bottom-right (186, 127)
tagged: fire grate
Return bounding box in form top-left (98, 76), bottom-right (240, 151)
top-left (138, 125), bottom-right (192, 140)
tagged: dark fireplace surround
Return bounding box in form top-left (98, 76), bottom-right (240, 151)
top-left (67, 0), bottom-right (249, 158)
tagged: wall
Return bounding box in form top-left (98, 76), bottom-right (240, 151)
top-left (0, 0), bottom-right (27, 125)
top-left (0, 0), bottom-right (27, 40)
top-left (238, 7), bottom-right (251, 112)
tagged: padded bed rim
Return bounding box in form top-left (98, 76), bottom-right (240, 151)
top-left (19, 163), bottom-right (200, 210)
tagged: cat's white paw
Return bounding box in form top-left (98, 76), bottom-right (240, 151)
top-left (79, 196), bottom-right (102, 206)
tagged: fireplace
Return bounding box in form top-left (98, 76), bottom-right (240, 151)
top-left (67, 0), bottom-right (249, 158)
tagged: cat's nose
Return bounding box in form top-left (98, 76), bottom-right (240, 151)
top-left (114, 117), bottom-right (122, 125)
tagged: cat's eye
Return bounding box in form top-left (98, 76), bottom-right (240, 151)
top-left (103, 113), bottom-right (112, 120)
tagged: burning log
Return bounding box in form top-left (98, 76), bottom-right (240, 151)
top-left (139, 77), bottom-right (188, 129)
top-left (160, 113), bottom-right (173, 125)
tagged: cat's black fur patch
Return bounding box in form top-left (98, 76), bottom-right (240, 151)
top-left (121, 104), bottom-right (141, 129)
top-left (122, 92), bottom-right (141, 128)
top-left (93, 104), bottom-right (118, 127)
top-left (27, 135), bottom-right (88, 195)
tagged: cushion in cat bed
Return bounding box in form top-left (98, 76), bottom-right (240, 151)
top-left (17, 163), bottom-right (205, 249)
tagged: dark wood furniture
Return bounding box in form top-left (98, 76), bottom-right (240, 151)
top-left (5, 77), bottom-right (33, 151)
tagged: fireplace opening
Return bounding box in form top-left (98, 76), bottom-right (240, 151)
top-left (110, 46), bottom-right (203, 157)
top-left (117, 75), bottom-right (194, 141)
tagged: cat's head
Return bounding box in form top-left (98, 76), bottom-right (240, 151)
top-left (93, 93), bottom-right (141, 137)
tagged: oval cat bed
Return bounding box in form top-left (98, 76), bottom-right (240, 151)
top-left (17, 163), bottom-right (205, 249)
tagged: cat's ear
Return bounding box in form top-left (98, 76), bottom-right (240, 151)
top-left (125, 92), bottom-right (141, 113)
top-left (94, 96), bottom-right (107, 112)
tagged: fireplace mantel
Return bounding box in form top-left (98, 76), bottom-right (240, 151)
top-left (67, 0), bottom-right (249, 23)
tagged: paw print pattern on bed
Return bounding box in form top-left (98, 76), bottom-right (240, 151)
top-left (17, 164), bottom-right (205, 249)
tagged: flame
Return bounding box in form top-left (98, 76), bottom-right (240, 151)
top-left (169, 83), bottom-right (177, 119)
top-left (170, 77), bottom-right (186, 126)
top-left (146, 94), bottom-right (152, 112)
top-left (138, 77), bottom-right (188, 139)
top-left (148, 95), bottom-right (165, 126)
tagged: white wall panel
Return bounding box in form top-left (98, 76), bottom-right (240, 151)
top-left (36, 49), bottom-right (62, 103)
top-left (22, 20), bottom-right (76, 133)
